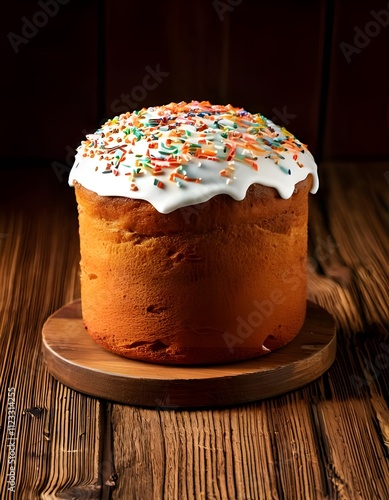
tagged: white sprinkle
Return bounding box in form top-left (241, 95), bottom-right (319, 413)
top-left (197, 162), bottom-right (202, 167)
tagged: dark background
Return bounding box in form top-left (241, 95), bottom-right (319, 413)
top-left (1, 0), bottom-right (388, 185)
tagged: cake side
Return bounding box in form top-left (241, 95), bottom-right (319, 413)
top-left (75, 176), bottom-right (312, 365)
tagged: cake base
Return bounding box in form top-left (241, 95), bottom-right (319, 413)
top-left (42, 299), bottom-right (336, 408)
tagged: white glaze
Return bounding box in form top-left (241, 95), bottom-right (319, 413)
top-left (69, 101), bottom-right (318, 213)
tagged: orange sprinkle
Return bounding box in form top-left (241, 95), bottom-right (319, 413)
top-left (196, 152), bottom-right (219, 161)
top-left (171, 172), bottom-right (185, 180)
top-left (226, 148), bottom-right (236, 161)
top-left (244, 158), bottom-right (258, 170)
top-left (184, 175), bottom-right (201, 183)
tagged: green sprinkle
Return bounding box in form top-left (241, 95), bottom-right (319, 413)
top-left (160, 142), bottom-right (178, 153)
top-left (279, 166), bottom-right (291, 175)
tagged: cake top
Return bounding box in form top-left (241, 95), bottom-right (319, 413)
top-left (68, 101), bottom-right (318, 213)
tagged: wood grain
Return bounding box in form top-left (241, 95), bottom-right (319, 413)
top-left (0, 182), bottom-right (103, 498)
top-left (42, 300), bottom-right (336, 407)
top-left (0, 163), bottom-right (388, 499)
top-left (109, 164), bottom-right (389, 500)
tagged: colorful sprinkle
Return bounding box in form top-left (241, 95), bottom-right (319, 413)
top-left (279, 166), bottom-right (292, 175)
top-left (153, 179), bottom-right (164, 189)
top-left (75, 101), bottom-right (316, 202)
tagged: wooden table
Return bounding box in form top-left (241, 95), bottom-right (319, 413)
top-left (1, 163), bottom-right (388, 499)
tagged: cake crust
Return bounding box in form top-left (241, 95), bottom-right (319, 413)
top-left (75, 176), bottom-right (312, 365)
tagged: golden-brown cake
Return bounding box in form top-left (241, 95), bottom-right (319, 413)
top-left (69, 101), bottom-right (318, 365)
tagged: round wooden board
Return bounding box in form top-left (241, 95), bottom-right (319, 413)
top-left (42, 300), bottom-right (336, 408)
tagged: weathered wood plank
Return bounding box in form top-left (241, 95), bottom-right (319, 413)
top-left (1, 163), bottom-right (388, 499)
top-left (0, 180), bottom-right (102, 499)
top-left (110, 163), bottom-right (389, 499)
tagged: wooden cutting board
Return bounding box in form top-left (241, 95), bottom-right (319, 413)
top-left (42, 299), bottom-right (336, 408)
